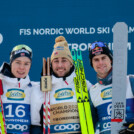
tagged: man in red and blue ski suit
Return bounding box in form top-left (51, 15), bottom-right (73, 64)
top-left (88, 41), bottom-right (134, 134)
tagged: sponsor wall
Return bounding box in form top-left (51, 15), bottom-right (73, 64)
top-left (0, 0), bottom-right (134, 84)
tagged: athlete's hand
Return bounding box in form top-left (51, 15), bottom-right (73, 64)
top-left (119, 123), bottom-right (134, 134)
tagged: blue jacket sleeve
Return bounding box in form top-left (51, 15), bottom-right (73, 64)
top-left (129, 75), bottom-right (134, 96)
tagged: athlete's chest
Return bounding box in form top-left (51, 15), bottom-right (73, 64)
top-left (50, 82), bottom-right (77, 104)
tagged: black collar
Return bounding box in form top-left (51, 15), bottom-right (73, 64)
top-left (0, 63), bottom-right (15, 78)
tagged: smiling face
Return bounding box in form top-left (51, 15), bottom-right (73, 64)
top-left (52, 57), bottom-right (73, 77)
top-left (92, 54), bottom-right (112, 78)
top-left (11, 57), bottom-right (31, 78)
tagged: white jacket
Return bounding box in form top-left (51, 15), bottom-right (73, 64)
top-left (90, 75), bottom-right (134, 134)
top-left (0, 62), bottom-right (40, 134)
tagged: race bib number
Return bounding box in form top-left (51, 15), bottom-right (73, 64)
top-left (3, 103), bottom-right (30, 133)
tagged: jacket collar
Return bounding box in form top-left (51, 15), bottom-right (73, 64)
top-left (97, 69), bottom-right (112, 85)
top-left (52, 70), bottom-right (75, 85)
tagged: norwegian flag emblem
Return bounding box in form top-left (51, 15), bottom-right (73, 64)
top-left (21, 53), bottom-right (25, 56)
top-left (54, 52), bottom-right (58, 55)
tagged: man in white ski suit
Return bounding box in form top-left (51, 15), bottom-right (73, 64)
top-left (0, 44), bottom-right (40, 134)
top-left (88, 41), bottom-right (134, 134)
top-left (31, 36), bottom-right (92, 134)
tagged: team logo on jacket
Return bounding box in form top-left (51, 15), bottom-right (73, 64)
top-left (101, 87), bottom-right (112, 100)
top-left (54, 88), bottom-right (74, 100)
top-left (6, 89), bottom-right (25, 101)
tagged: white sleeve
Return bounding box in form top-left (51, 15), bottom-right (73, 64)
top-left (31, 84), bottom-right (44, 126)
top-left (86, 80), bottom-right (93, 91)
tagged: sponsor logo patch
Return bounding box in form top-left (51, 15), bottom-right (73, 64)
top-left (14, 49), bottom-right (29, 55)
top-left (55, 46), bottom-right (64, 50)
top-left (101, 87), bottom-right (112, 100)
top-left (92, 46), bottom-right (103, 55)
top-left (6, 89), bottom-right (25, 101)
top-left (54, 123), bottom-right (80, 132)
top-left (54, 88), bottom-right (74, 100)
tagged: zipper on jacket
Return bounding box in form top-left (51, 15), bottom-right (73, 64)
top-left (18, 78), bottom-right (20, 88)
top-left (18, 82), bottom-right (20, 88)
top-left (65, 80), bottom-right (68, 85)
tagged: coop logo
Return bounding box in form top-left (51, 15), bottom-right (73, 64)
top-left (6, 124), bottom-right (28, 131)
top-left (101, 87), bottom-right (112, 100)
top-left (54, 123), bottom-right (80, 131)
top-left (6, 89), bottom-right (25, 101)
top-left (103, 122), bottom-right (111, 129)
top-left (54, 88), bottom-right (74, 100)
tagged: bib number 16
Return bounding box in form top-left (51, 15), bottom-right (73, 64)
top-left (5, 105), bottom-right (25, 118)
